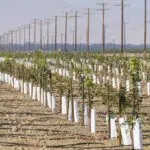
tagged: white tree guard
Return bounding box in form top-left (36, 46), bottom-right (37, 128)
top-left (121, 69), bottom-right (123, 76)
top-left (47, 92), bottom-right (51, 108)
top-left (97, 78), bottom-right (100, 85)
top-left (117, 78), bottom-right (120, 90)
top-left (29, 83), bottom-right (32, 97)
top-left (119, 117), bottom-right (132, 146)
top-left (7, 75), bottom-right (11, 85)
top-left (40, 88), bottom-right (44, 105)
top-left (51, 95), bottom-right (56, 113)
top-left (63, 69), bottom-right (66, 77)
top-left (98, 65), bottom-right (103, 71)
top-left (84, 104), bottom-right (88, 127)
top-left (89, 64), bottom-right (92, 69)
top-left (10, 76), bottom-right (13, 87)
top-left (94, 64), bottom-right (97, 71)
top-left (20, 80), bottom-right (24, 93)
top-left (62, 96), bottom-right (67, 115)
top-left (0, 72), bottom-right (2, 81)
top-left (133, 118), bottom-right (143, 150)
top-left (23, 82), bottom-right (28, 94)
top-left (43, 91), bottom-right (47, 107)
top-left (102, 76), bottom-right (106, 84)
top-left (68, 99), bottom-right (72, 121)
top-left (5, 74), bottom-right (8, 83)
top-left (147, 82), bottom-right (150, 95)
top-left (142, 72), bottom-right (146, 80)
top-left (32, 86), bottom-right (37, 100)
top-left (116, 68), bottom-right (119, 75)
top-left (137, 82), bottom-right (142, 96)
top-left (108, 66), bottom-right (110, 73)
top-left (107, 76), bottom-right (109, 80)
top-left (17, 80), bottom-right (20, 90)
top-left (93, 74), bottom-right (97, 84)
top-left (110, 117), bottom-right (118, 139)
top-left (59, 68), bottom-right (62, 76)
top-left (106, 114), bottom-right (108, 126)
top-left (91, 109), bottom-right (96, 133)
top-left (37, 86), bottom-right (41, 101)
top-left (74, 101), bottom-right (79, 122)
top-left (4, 74), bottom-right (7, 83)
top-left (112, 78), bottom-right (116, 88)
top-left (66, 70), bottom-right (69, 77)
top-left (13, 78), bottom-right (16, 88)
top-left (1, 73), bottom-right (4, 82)
top-left (106, 114), bottom-right (118, 139)
top-left (14, 79), bottom-right (19, 90)
top-left (7, 74), bottom-right (9, 83)
top-left (73, 72), bottom-right (76, 81)
top-left (126, 80), bottom-right (130, 92)
top-left (112, 68), bottom-right (115, 74)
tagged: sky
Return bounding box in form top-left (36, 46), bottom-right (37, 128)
top-left (0, 0), bottom-right (149, 45)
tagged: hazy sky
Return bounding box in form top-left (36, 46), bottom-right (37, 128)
top-left (0, 0), bottom-right (149, 45)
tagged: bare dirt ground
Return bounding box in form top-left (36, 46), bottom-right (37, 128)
top-left (0, 83), bottom-right (150, 150)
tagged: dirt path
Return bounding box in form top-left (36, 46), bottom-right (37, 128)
top-left (0, 83), bottom-right (149, 150)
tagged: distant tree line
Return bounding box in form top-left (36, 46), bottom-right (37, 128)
top-left (0, 43), bottom-right (150, 53)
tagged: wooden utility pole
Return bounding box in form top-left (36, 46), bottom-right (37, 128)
top-left (121, 0), bottom-right (124, 54)
top-left (75, 11), bottom-right (78, 52)
top-left (0, 35), bottom-right (2, 50)
top-left (2, 34), bottom-right (4, 51)
top-left (102, 3), bottom-right (105, 54)
top-left (0, 36), bottom-right (1, 50)
top-left (7, 33), bottom-right (9, 51)
top-left (113, 0), bottom-right (128, 54)
top-left (97, 3), bottom-right (109, 54)
top-left (87, 8), bottom-right (90, 54)
top-left (72, 31), bottom-right (75, 51)
top-left (40, 20), bottom-right (43, 50)
top-left (8, 32), bottom-right (11, 52)
top-left (0, 36), bottom-right (2, 51)
top-left (70, 11), bottom-right (81, 52)
top-left (3, 34), bottom-right (5, 51)
top-left (62, 12), bottom-right (72, 51)
top-left (33, 19), bottom-right (37, 51)
top-left (54, 16), bottom-right (57, 51)
top-left (80, 35), bottom-right (82, 51)
top-left (124, 22), bottom-right (127, 50)
top-left (45, 19), bottom-right (51, 51)
top-left (19, 27), bottom-right (22, 51)
top-left (51, 35), bottom-right (54, 50)
top-left (65, 12), bottom-right (68, 51)
top-left (23, 25), bottom-right (26, 52)
top-left (28, 24), bottom-right (31, 51)
top-left (5, 33), bottom-right (8, 51)
top-left (60, 33), bottom-right (64, 51)
top-left (10, 30), bottom-right (13, 51)
top-left (144, 0), bottom-right (147, 56)
top-left (15, 29), bottom-right (18, 51)
top-left (82, 8), bottom-right (95, 54)
top-left (47, 21), bottom-right (50, 52)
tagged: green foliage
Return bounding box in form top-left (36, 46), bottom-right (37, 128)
top-left (129, 57), bottom-right (142, 83)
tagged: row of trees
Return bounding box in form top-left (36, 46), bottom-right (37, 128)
top-left (0, 51), bottom-right (145, 148)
